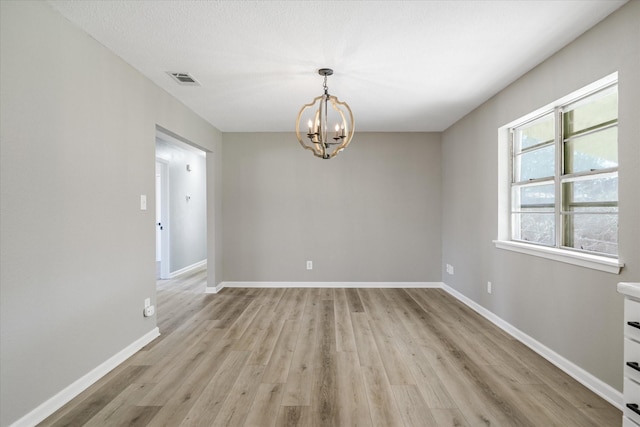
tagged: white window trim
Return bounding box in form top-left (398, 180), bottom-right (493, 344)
top-left (496, 72), bottom-right (623, 275)
top-left (493, 239), bottom-right (623, 274)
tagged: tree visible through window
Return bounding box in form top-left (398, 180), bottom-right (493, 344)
top-left (510, 83), bottom-right (618, 256)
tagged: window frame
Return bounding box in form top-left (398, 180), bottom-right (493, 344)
top-left (495, 72), bottom-right (623, 274)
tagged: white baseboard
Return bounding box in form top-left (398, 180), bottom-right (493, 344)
top-left (441, 283), bottom-right (623, 410)
top-left (11, 327), bottom-right (160, 427)
top-left (169, 259), bottom-right (207, 279)
top-left (215, 281), bottom-right (442, 291)
top-left (205, 282), bottom-right (225, 294)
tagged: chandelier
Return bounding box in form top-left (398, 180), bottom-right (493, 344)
top-left (295, 68), bottom-right (354, 159)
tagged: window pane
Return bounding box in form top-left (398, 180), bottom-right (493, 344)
top-left (514, 145), bottom-right (555, 182)
top-left (512, 183), bottom-right (554, 211)
top-left (562, 174), bottom-right (618, 206)
top-left (564, 126), bottom-right (618, 174)
top-left (512, 212), bottom-right (555, 246)
top-left (563, 213), bottom-right (618, 255)
top-left (514, 113), bottom-right (554, 151)
top-left (564, 85), bottom-right (617, 137)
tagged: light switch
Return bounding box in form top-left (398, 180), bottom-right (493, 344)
top-left (140, 195), bottom-right (147, 210)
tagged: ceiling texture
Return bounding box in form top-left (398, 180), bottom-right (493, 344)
top-left (48, 0), bottom-right (626, 133)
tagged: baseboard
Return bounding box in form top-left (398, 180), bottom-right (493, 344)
top-left (169, 259), bottom-right (207, 279)
top-left (205, 282), bottom-right (225, 294)
top-left (11, 327), bottom-right (160, 427)
top-left (441, 283), bottom-right (623, 410)
top-left (216, 281), bottom-right (442, 290)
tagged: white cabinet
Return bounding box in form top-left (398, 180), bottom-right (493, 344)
top-left (618, 282), bottom-right (640, 427)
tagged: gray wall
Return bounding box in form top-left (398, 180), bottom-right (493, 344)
top-left (222, 132), bottom-right (442, 282)
top-left (0, 2), bottom-right (222, 426)
top-left (156, 138), bottom-right (207, 273)
top-left (441, 0), bottom-right (639, 392)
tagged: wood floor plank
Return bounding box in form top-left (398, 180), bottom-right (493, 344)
top-left (430, 408), bottom-right (470, 427)
top-left (157, 293), bottom-right (216, 334)
top-left (362, 365), bottom-right (405, 427)
top-left (94, 404), bottom-right (161, 427)
top-left (395, 337), bottom-right (456, 409)
top-left (224, 299), bottom-right (262, 340)
top-left (273, 288), bottom-right (308, 321)
top-left (137, 328), bottom-right (227, 406)
top-left (310, 300), bottom-right (338, 426)
top-left (144, 338), bottom-right (237, 426)
top-left (313, 300), bottom-right (336, 368)
top-left (350, 312), bottom-right (384, 368)
top-left (346, 288), bottom-right (365, 312)
top-left (37, 273), bottom-right (622, 427)
top-left (243, 383), bottom-right (284, 427)
top-left (214, 295), bottom-right (256, 329)
top-left (319, 288), bottom-right (334, 301)
top-left (134, 317), bottom-right (214, 366)
top-left (334, 288), bottom-right (358, 353)
top-left (212, 363), bottom-right (265, 427)
top-left (83, 383), bottom-right (155, 427)
top-left (359, 289), bottom-right (415, 385)
top-left (311, 354), bottom-right (337, 427)
top-left (392, 384), bottom-right (438, 427)
top-left (275, 406), bottom-right (311, 427)
top-left (180, 350), bottom-right (250, 426)
top-left (335, 351), bottom-right (372, 426)
top-left (232, 302), bottom-right (277, 350)
top-left (191, 292), bottom-right (234, 320)
top-left (137, 322), bottom-right (223, 385)
top-left (261, 288), bottom-right (288, 307)
top-left (262, 319), bottom-right (301, 384)
top-left (247, 318), bottom-right (286, 366)
top-left (281, 297), bottom-right (318, 406)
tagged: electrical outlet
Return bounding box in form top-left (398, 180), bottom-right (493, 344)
top-left (144, 305), bottom-right (155, 317)
top-left (306, 260), bottom-right (313, 270)
top-left (487, 281), bottom-right (492, 294)
top-left (446, 264), bottom-right (454, 275)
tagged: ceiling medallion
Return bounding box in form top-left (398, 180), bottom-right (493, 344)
top-left (295, 68), bottom-right (355, 159)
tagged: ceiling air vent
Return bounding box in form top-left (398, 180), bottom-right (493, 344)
top-left (167, 72), bottom-right (201, 86)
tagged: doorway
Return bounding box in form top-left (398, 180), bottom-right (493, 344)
top-left (155, 129), bottom-right (207, 281)
top-left (155, 159), bottom-right (170, 279)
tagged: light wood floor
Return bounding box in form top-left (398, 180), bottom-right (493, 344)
top-left (40, 268), bottom-right (621, 426)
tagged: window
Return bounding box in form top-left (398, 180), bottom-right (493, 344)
top-left (510, 82), bottom-right (618, 257)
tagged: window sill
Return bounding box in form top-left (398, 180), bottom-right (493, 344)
top-left (493, 240), bottom-right (624, 274)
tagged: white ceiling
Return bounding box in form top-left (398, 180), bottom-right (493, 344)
top-left (48, 0), bottom-right (626, 132)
